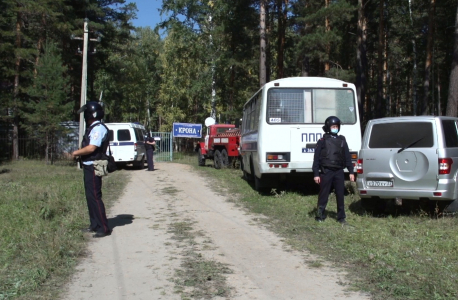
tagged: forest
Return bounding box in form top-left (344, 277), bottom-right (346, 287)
top-left (1, 0), bottom-right (458, 160)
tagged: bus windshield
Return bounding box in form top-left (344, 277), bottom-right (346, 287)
top-left (266, 88), bottom-right (356, 124)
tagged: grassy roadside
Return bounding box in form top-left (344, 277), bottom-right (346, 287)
top-left (0, 160), bottom-right (127, 300)
top-left (176, 155), bottom-right (458, 300)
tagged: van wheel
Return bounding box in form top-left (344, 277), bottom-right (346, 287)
top-left (221, 149), bottom-right (229, 168)
top-left (444, 199), bottom-right (458, 214)
top-left (197, 148), bottom-right (206, 166)
top-left (133, 158), bottom-right (144, 169)
top-left (214, 150), bottom-right (222, 169)
top-left (429, 200), bottom-right (455, 216)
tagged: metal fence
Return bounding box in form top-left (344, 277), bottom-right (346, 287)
top-left (0, 130), bottom-right (191, 164)
top-left (151, 132), bottom-right (173, 162)
top-left (0, 134), bottom-right (79, 162)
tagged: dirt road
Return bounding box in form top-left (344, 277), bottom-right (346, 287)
top-left (62, 162), bottom-right (370, 300)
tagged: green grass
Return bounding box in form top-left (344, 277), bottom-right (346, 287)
top-left (0, 160), bottom-right (127, 300)
top-left (189, 160), bottom-right (458, 300)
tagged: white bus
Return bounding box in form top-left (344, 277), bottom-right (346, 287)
top-left (240, 77), bottom-right (361, 191)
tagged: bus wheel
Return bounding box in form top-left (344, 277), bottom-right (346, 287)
top-left (197, 148), bottom-right (206, 166)
top-left (243, 170), bottom-right (252, 181)
top-left (221, 149), bottom-right (229, 168)
top-left (214, 150), bottom-right (222, 169)
top-left (254, 175), bottom-right (266, 192)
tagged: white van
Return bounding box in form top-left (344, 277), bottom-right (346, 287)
top-left (105, 123), bottom-right (147, 169)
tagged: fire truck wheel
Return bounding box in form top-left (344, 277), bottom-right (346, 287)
top-left (214, 150), bottom-right (222, 169)
top-left (221, 149), bottom-right (229, 167)
top-left (198, 148), bottom-right (206, 166)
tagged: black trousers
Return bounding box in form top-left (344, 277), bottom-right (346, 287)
top-left (146, 149), bottom-right (154, 170)
top-left (83, 164), bottom-right (110, 233)
top-left (316, 168), bottom-right (346, 221)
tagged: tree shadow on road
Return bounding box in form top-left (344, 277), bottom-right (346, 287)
top-left (108, 214), bottom-right (134, 229)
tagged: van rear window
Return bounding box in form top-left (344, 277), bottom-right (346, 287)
top-left (442, 120), bottom-right (458, 147)
top-left (369, 122), bottom-right (434, 148)
top-left (118, 129), bottom-right (131, 141)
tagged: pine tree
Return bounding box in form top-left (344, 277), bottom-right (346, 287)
top-left (23, 41), bottom-right (72, 164)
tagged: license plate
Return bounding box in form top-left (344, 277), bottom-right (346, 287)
top-left (302, 148), bottom-right (315, 153)
top-left (366, 180), bottom-right (393, 187)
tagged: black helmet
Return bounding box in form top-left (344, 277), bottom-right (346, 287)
top-left (322, 116), bottom-right (341, 133)
top-left (77, 101), bottom-right (104, 121)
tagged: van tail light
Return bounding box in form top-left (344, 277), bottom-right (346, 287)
top-left (134, 143), bottom-right (137, 152)
top-left (439, 158), bottom-right (453, 174)
top-left (356, 159), bottom-right (363, 174)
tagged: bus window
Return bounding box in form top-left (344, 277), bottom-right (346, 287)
top-left (267, 88), bottom-right (356, 124)
top-left (254, 95), bottom-right (261, 130)
top-left (250, 98), bottom-right (257, 130)
top-left (313, 89), bottom-right (356, 124)
top-left (267, 89), bottom-right (305, 123)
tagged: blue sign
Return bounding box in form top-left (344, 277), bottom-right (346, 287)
top-left (173, 123), bottom-right (202, 138)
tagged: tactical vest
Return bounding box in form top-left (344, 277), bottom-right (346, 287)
top-left (81, 122), bottom-right (109, 162)
top-left (320, 134), bottom-right (345, 169)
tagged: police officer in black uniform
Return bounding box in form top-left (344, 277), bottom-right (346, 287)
top-left (145, 133), bottom-right (156, 171)
top-left (72, 101), bottom-right (112, 238)
top-left (312, 116), bottom-right (355, 224)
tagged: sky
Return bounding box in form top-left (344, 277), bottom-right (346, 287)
top-left (126, 0), bottom-right (165, 29)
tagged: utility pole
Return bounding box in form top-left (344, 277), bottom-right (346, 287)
top-left (209, 14), bottom-right (216, 121)
top-left (71, 18), bottom-right (100, 157)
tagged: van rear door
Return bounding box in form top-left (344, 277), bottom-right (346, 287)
top-left (114, 127), bottom-right (136, 162)
top-left (363, 121), bottom-right (438, 190)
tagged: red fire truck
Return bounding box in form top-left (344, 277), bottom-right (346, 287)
top-left (196, 124), bottom-right (241, 169)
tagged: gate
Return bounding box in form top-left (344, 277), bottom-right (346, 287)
top-left (151, 132), bottom-right (173, 162)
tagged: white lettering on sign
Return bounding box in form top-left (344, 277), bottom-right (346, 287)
top-left (179, 127), bottom-right (197, 134)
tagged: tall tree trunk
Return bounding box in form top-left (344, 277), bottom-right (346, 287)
top-left (277, 0), bottom-right (288, 78)
top-left (301, 56), bottom-right (309, 77)
top-left (376, 0), bottom-right (385, 118)
top-left (13, 8), bottom-right (23, 160)
top-left (437, 69), bottom-right (441, 116)
top-left (260, 0), bottom-right (267, 87)
top-left (422, 0), bottom-right (435, 115)
top-left (409, 0), bottom-right (418, 115)
top-left (356, 0), bottom-right (367, 124)
top-left (266, 3), bottom-right (272, 83)
top-left (446, 3), bottom-right (458, 117)
top-left (324, 0), bottom-right (330, 72)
